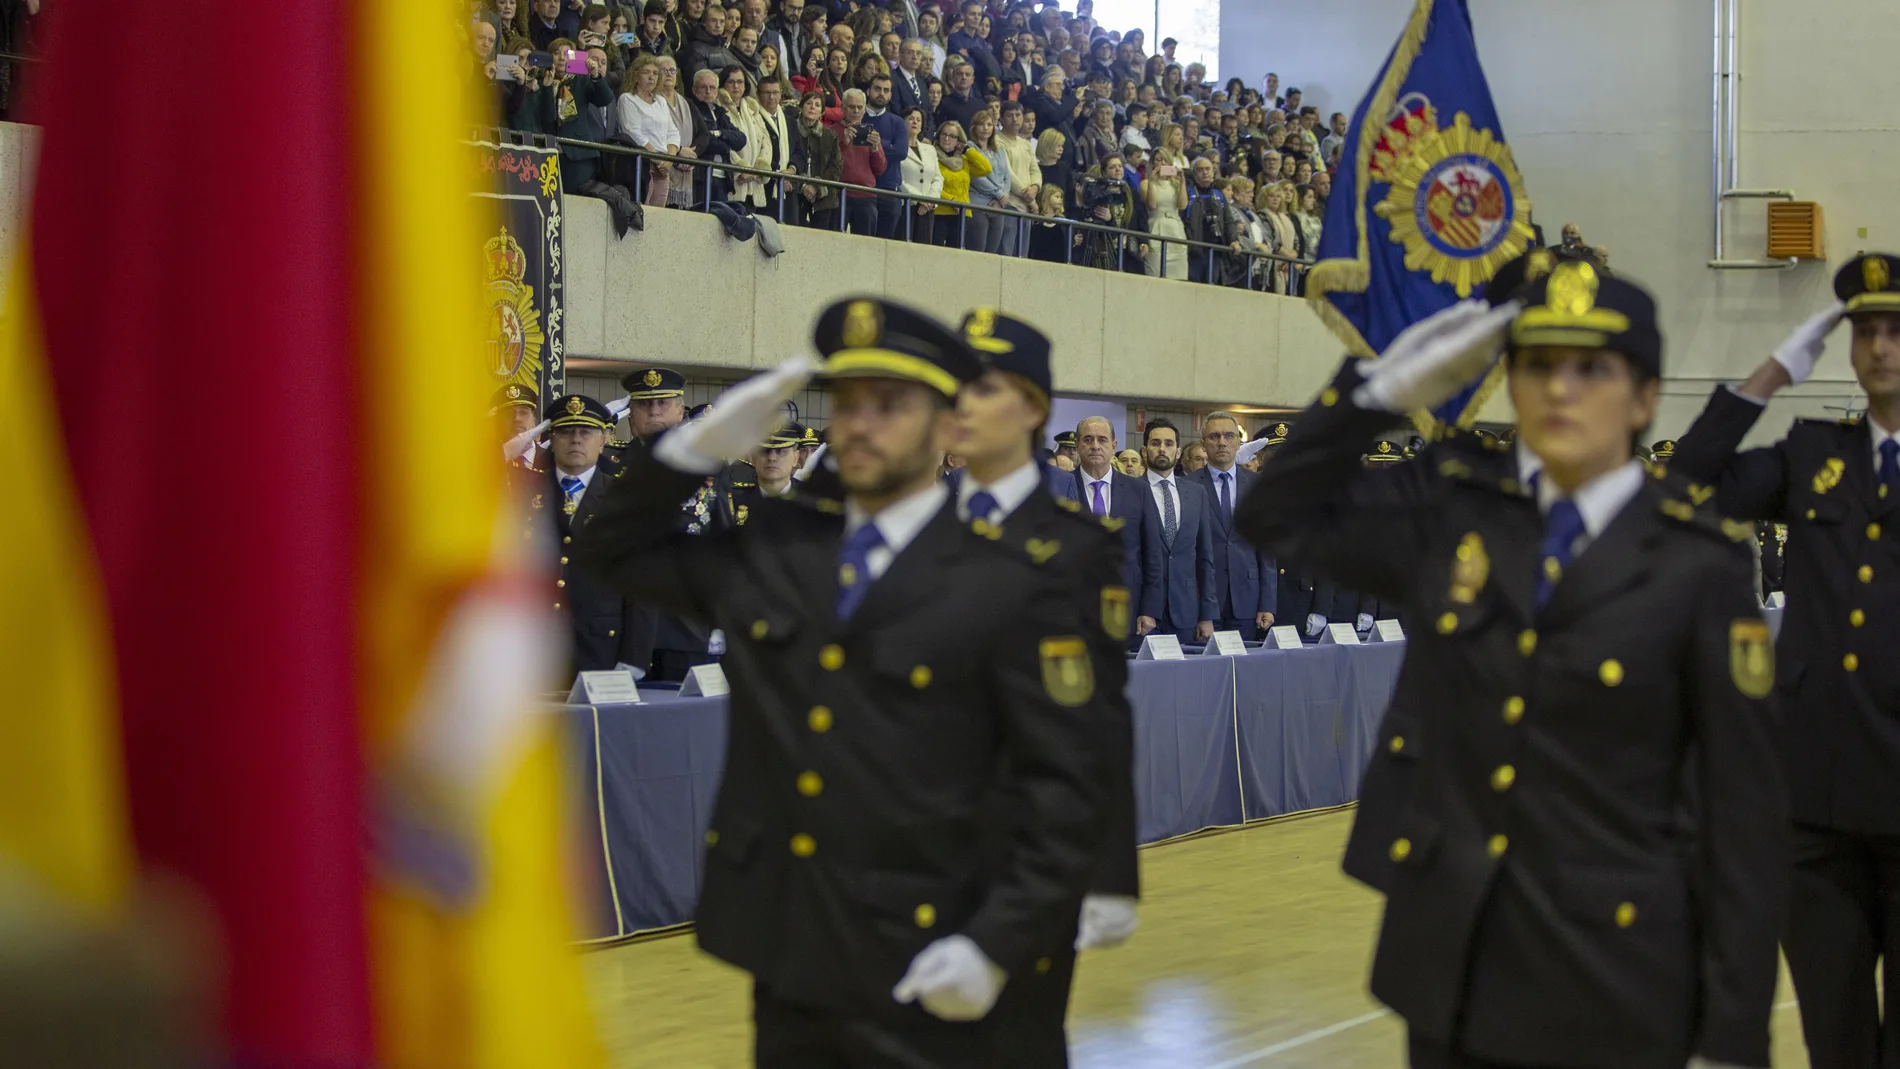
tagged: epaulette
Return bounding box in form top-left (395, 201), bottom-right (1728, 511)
top-left (1432, 438), bottom-right (1526, 498)
top-left (1656, 491), bottom-right (1752, 549)
top-left (783, 489), bottom-right (844, 515)
top-left (732, 480), bottom-right (757, 489)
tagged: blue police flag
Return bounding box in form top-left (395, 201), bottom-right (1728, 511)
top-left (1306, 0), bottom-right (1534, 433)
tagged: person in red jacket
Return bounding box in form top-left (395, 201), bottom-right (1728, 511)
top-left (825, 86), bottom-right (888, 236)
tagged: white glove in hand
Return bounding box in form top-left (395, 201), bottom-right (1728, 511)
top-left (1354, 300), bottom-right (1520, 413)
top-left (795, 441), bottom-right (828, 482)
top-left (1356, 613), bottom-right (1374, 632)
top-left (1075, 894), bottom-right (1139, 950)
top-left (1771, 302), bottom-right (1846, 384)
top-left (1235, 436), bottom-right (1271, 467)
top-left (1306, 614), bottom-right (1326, 637)
top-left (502, 420), bottom-right (550, 463)
top-left (606, 396), bottom-right (631, 419)
top-left (891, 935), bottom-right (1007, 1021)
top-left (654, 356), bottom-right (820, 474)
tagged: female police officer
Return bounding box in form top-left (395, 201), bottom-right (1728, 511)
top-left (1236, 261), bottom-right (1787, 1069)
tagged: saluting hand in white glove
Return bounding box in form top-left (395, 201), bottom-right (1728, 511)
top-left (654, 356), bottom-right (820, 474)
top-left (1771, 302), bottom-right (1847, 385)
top-left (1354, 300), bottom-right (1520, 414)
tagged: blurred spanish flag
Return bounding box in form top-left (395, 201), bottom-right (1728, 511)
top-left (1, 0), bottom-right (601, 1065)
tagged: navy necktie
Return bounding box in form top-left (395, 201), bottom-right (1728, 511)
top-left (1159, 480), bottom-right (1177, 548)
top-left (560, 475), bottom-right (584, 514)
top-left (1218, 470), bottom-right (1233, 518)
top-left (1880, 438), bottom-right (1899, 489)
top-left (1534, 498), bottom-right (1586, 613)
top-left (966, 489), bottom-right (999, 524)
top-left (836, 522), bottom-right (886, 621)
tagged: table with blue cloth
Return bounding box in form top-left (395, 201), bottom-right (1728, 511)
top-left (565, 642), bottom-right (1409, 941)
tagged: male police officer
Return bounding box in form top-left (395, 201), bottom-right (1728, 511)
top-left (949, 307), bottom-right (1139, 1065)
top-left (522, 394), bottom-right (655, 676)
top-left (1243, 266), bottom-right (1787, 1069)
top-left (493, 382), bottom-right (545, 471)
top-left (1669, 253), bottom-right (1900, 1069)
top-left (572, 298), bottom-right (1109, 1068)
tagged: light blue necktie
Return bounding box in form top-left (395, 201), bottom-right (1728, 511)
top-left (836, 522), bottom-right (886, 621)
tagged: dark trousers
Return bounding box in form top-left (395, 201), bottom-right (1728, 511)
top-left (1214, 617), bottom-right (1259, 642)
top-left (808, 207), bottom-right (840, 231)
top-left (931, 212), bottom-right (967, 248)
top-left (1783, 824), bottom-right (1900, 1069)
top-left (1188, 244), bottom-right (1221, 284)
top-left (753, 971), bottom-right (1071, 1069)
top-left (874, 193), bottom-right (904, 238)
top-left (907, 209), bottom-right (936, 244)
top-left (1407, 1031), bottom-right (1536, 1069)
top-left (844, 196), bottom-right (878, 235)
top-left (649, 648), bottom-right (716, 683)
top-left (561, 155), bottom-right (599, 193)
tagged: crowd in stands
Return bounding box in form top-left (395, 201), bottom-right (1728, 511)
top-left (470, 0), bottom-right (1328, 290)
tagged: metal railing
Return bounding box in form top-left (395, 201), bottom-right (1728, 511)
top-left (502, 127), bottom-right (1315, 290)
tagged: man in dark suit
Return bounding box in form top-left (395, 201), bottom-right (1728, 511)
top-left (1242, 268), bottom-right (1787, 1069)
top-left (1189, 411), bottom-right (1276, 639)
top-left (520, 394), bottom-right (656, 677)
top-left (573, 298), bottom-right (1111, 1069)
top-left (1138, 418), bottom-right (1217, 644)
top-left (1668, 253), bottom-right (1900, 1069)
top-left (891, 36), bottom-right (929, 116)
top-left (1055, 416), bottom-right (1164, 637)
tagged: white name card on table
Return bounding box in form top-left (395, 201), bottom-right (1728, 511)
top-left (1371, 619), bottom-right (1406, 643)
top-left (569, 669), bottom-right (642, 705)
top-left (1137, 634), bottom-right (1185, 660)
top-left (1199, 630), bottom-right (1248, 657)
top-left (1321, 622), bottom-right (1362, 645)
top-left (1268, 625), bottom-right (1304, 650)
top-left (679, 663), bottom-right (731, 697)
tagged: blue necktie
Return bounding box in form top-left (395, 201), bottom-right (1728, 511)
top-left (836, 522), bottom-right (886, 621)
top-left (1881, 438), bottom-right (1899, 489)
top-left (560, 475), bottom-right (584, 513)
top-left (1159, 480), bottom-right (1177, 548)
top-left (1534, 498), bottom-right (1586, 613)
top-left (967, 490), bottom-right (999, 524)
top-left (1218, 471), bottom-right (1233, 518)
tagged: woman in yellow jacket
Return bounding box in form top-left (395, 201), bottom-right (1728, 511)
top-left (931, 120), bottom-right (991, 250)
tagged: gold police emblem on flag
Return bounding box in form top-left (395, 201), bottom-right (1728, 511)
top-left (843, 300), bottom-right (882, 347)
top-left (1040, 637), bottom-right (1094, 707)
top-left (565, 396), bottom-right (585, 415)
top-left (1450, 531), bottom-right (1489, 604)
top-left (643, 369), bottom-right (663, 388)
top-left (1373, 112), bottom-right (1536, 298)
top-left (1729, 619), bottom-right (1774, 698)
top-left (1101, 586), bottom-right (1131, 638)
top-left (1866, 256), bottom-right (1890, 294)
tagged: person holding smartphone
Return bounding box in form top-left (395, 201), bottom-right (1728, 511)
top-left (1142, 123), bottom-right (1188, 280)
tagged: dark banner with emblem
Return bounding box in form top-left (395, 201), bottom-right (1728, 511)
top-left (472, 140), bottom-right (565, 409)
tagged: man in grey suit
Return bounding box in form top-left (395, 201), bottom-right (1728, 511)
top-left (1138, 419), bottom-right (1217, 644)
top-left (1058, 416), bottom-right (1165, 638)
top-left (1189, 411), bottom-right (1276, 639)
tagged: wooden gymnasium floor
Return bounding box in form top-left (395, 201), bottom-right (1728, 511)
top-left (583, 808), bottom-right (1812, 1068)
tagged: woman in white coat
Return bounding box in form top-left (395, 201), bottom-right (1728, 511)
top-left (898, 105), bottom-right (943, 245)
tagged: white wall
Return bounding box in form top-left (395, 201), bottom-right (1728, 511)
top-left (1220, 0), bottom-right (1900, 441)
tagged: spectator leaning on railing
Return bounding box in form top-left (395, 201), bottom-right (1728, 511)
top-left (964, 109), bottom-right (1012, 255)
top-left (861, 73), bottom-right (910, 238)
top-left (932, 120), bottom-right (989, 249)
top-left (616, 53), bottom-right (681, 206)
top-left (792, 88), bottom-right (841, 228)
top-left (685, 66), bottom-right (747, 206)
top-left (825, 87), bottom-right (888, 236)
top-left (899, 105), bottom-right (942, 244)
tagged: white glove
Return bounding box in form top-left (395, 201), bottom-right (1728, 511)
top-left (606, 396), bottom-right (631, 419)
top-left (891, 935), bottom-right (1007, 1021)
top-left (1353, 300), bottom-right (1520, 413)
top-left (1356, 613), bottom-right (1374, 632)
top-left (795, 441), bottom-right (828, 482)
top-left (1770, 302), bottom-right (1846, 384)
top-left (1075, 893), bottom-right (1139, 950)
top-left (1235, 436), bottom-right (1271, 466)
top-left (654, 356), bottom-right (819, 474)
top-left (1305, 614), bottom-right (1326, 637)
top-left (501, 419), bottom-right (550, 463)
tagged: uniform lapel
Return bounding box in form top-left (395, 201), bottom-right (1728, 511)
top-left (1537, 479), bottom-right (1664, 632)
top-left (843, 500), bottom-right (963, 633)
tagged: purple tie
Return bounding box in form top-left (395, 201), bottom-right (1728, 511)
top-left (1090, 480), bottom-right (1108, 516)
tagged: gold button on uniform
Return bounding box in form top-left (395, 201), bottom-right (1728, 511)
top-left (751, 619), bottom-right (769, 640)
top-left (556, 579), bottom-right (566, 588)
top-left (790, 833), bottom-right (816, 857)
top-left (563, 535), bottom-right (572, 544)
top-left (1845, 653), bottom-right (1860, 672)
top-left (1388, 736), bottom-right (1405, 754)
top-left (1518, 630), bottom-right (1537, 657)
top-left (1543, 557), bottom-right (1562, 581)
top-left (1491, 765), bottom-right (1516, 792)
top-left (1871, 523), bottom-right (1883, 541)
top-left (559, 556), bottom-right (569, 565)
top-left (705, 830), bottom-right (719, 846)
top-left (1389, 837), bottom-right (1412, 862)
top-left (1860, 565), bottom-right (1874, 583)
top-left (1319, 387), bottom-right (1339, 407)
top-left (910, 665), bottom-right (933, 689)
top-left (1487, 834), bottom-right (1509, 858)
top-left (1599, 659), bottom-right (1624, 687)
top-left (1851, 609), bottom-right (1866, 627)
top-left (808, 706), bottom-right (833, 732)
top-left (820, 644), bottom-right (845, 670)
top-left (913, 904), bottom-right (936, 929)
top-left (1437, 611), bottom-right (1458, 634)
top-left (797, 772), bottom-right (824, 797)
top-left (1503, 696), bottom-right (1525, 725)
top-left (554, 601), bottom-right (563, 610)
top-left (1615, 902), bottom-right (1637, 928)
top-left (1806, 509), bottom-right (1817, 520)
top-left (1035, 957), bottom-right (1053, 974)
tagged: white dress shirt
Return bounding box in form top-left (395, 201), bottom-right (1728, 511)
top-left (1518, 439), bottom-right (1646, 557)
top-left (556, 463), bottom-right (598, 506)
top-left (956, 461), bottom-right (1045, 523)
top-left (1077, 464), bottom-right (1115, 514)
top-left (844, 481), bottom-right (949, 582)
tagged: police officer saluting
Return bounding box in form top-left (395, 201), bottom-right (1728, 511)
top-left (1239, 261), bottom-right (1788, 1069)
top-left (949, 307), bottom-right (1140, 1064)
top-left (1669, 252), bottom-right (1900, 1069)
top-left (493, 382), bottom-right (545, 471)
top-left (572, 298), bottom-right (1111, 1067)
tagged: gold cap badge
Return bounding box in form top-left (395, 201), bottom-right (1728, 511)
top-left (565, 396), bottom-right (585, 415)
top-left (1378, 440), bottom-right (1392, 454)
top-left (643, 369), bottom-right (663, 388)
top-left (1866, 256), bottom-right (1891, 294)
top-left (507, 384), bottom-right (525, 399)
top-left (843, 300), bottom-right (882, 348)
top-left (1547, 261), bottom-right (1599, 315)
top-left (1274, 423), bottom-right (1288, 437)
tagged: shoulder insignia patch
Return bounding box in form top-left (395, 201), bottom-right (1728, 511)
top-left (1437, 459), bottom-right (1471, 479)
top-left (1025, 537), bottom-right (1061, 564)
top-left (813, 498), bottom-right (844, 515)
top-left (1813, 457), bottom-right (1845, 495)
top-left (1101, 586), bottom-right (1131, 638)
top-left (1039, 637), bottom-right (1095, 707)
top-left (736, 504), bottom-right (750, 526)
top-left (1450, 531), bottom-right (1488, 604)
top-left (1729, 619), bottom-right (1774, 698)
